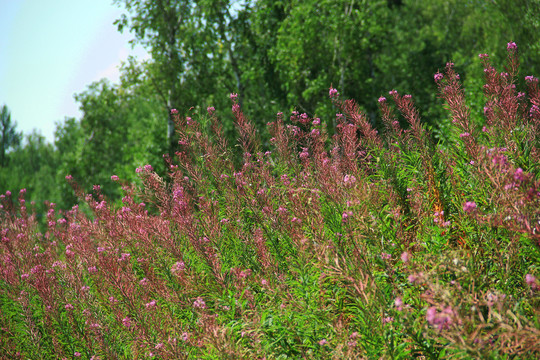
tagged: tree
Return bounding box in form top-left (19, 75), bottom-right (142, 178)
top-left (114, 0), bottom-right (212, 152)
top-left (0, 105), bottom-right (22, 167)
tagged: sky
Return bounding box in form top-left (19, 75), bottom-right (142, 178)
top-left (0, 0), bottom-right (148, 143)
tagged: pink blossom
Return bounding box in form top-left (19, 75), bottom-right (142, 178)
top-left (312, 118), bottom-right (321, 125)
top-left (65, 303), bottom-right (74, 310)
top-left (193, 297), bottom-right (206, 309)
top-left (343, 174), bottom-right (357, 186)
top-left (381, 252), bottom-right (391, 260)
top-left (394, 297), bottom-right (403, 311)
top-left (426, 306), bottom-right (454, 331)
top-left (74, 352), bottom-right (81, 357)
top-left (207, 106), bottom-right (215, 114)
top-left (171, 261), bottom-right (185, 274)
top-left (139, 278), bottom-right (149, 286)
top-left (378, 96), bottom-right (386, 103)
top-left (531, 105), bottom-right (540, 117)
top-left (144, 164), bottom-right (153, 172)
top-left (111, 175), bottom-right (119, 181)
top-left (65, 175), bottom-right (73, 180)
top-left (478, 53), bottom-right (489, 59)
top-left (122, 317), bottom-right (132, 327)
top-left (318, 339), bottom-right (328, 346)
top-left (525, 75), bottom-right (538, 83)
top-left (170, 108), bottom-right (178, 114)
top-left (434, 73), bottom-right (444, 82)
top-left (401, 251), bottom-right (410, 263)
top-left (119, 253), bottom-right (131, 261)
top-left (329, 87), bottom-right (339, 98)
top-left (342, 211), bottom-right (353, 223)
top-left (514, 168), bottom-right (525, 181)
top-left (145, 300), bottom-right (157, 309)
top-left (507, 41), bottom-right (517, 50)
top-left (229, 93), bottom-right (238, 100)
top-left (526, 274), bottom-right (537, 289)
top-left (463, 201), bottom-right (477, 213)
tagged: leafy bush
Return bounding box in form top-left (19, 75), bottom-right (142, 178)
top-left (1, 44), bottom-right (539, 359)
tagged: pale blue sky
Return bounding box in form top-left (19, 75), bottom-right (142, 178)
top-left (0, 0), bottom-right (147, 142)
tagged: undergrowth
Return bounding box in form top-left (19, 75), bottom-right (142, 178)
top-left (1, 43), bottom-right (539, 359)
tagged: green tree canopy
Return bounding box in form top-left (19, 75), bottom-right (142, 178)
top-left (0, 105), bottom-right (22, 167)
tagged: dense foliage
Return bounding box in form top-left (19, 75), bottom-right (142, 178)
top-left (1, 44), bottom-right (539, 359)
top-left (2, 0), bottom-right (540, 212)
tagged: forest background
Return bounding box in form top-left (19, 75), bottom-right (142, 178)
top-left (1, 0), bottom-right (540, 216)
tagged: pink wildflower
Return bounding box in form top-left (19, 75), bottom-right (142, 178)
top-left (111, 175), bottom-right (119, 181)
top-left (193, 297), bottom-right (206, 309)
top-left (434, 73), bottom-right (444, 82)
top-left (507, 41), bottom-right (517, 50)
top-left (401, 251), bottom-right (410, 263)
top-left (122, 317), bottom-right (132, 327)
top-left (514, 168), bottom-right (525, 181)
top-left (170, 108), bottom-right (178, 114)
top-left (426, 306), bottom-right (454, 331)
top-left (329, 87), bottom-right (339, 98)
top-left (463, 201), bottom-right (477, 213)
top-left (394, 297), bottom-right (403, 311)
top-left (171, 261), bottom-right (185, 274)
top-left (526, 274), bottom-right (537, 289)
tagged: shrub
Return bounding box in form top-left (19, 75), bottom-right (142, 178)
top-left (1, 43), bottom-right (539, 359)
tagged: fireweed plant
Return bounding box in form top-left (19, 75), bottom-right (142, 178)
top-left (1, 44), bottom-right (539, 359)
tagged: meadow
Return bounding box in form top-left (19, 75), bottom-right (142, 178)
top-left (1, 44), bottom-right (539, 359)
